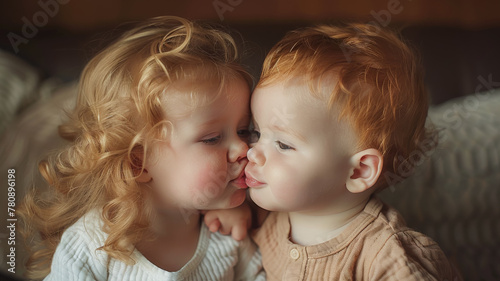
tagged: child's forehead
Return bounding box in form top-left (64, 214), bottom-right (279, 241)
top-left (256, 74), bottom-right (338, 103)
top-left (253, 74), bottom-right (352, 127)
top-left (163, 79), bottom-right (222, 104)
top-left (251, 77), bottom-right (358, 145)
top-left (161, 76), bottom-right (248, 116)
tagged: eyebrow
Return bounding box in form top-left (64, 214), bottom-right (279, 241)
top-left (197, 112), bottom-right (251, 129)
top-left (196, 117), bottom-right (224, 129)
top-left (270, 123), bottom-right (306, 142)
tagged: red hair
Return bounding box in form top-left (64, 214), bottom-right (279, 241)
top-left (259, 23), bottom-right (432, 189)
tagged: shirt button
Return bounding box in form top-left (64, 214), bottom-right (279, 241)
top-left (290, 248), bottom-right (300, 260)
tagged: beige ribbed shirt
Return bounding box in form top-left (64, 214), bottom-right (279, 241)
top-left (253, 196), bottom-right (461, 281)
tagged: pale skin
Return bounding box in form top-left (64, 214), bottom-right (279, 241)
top-left (135, 210), bottom-right (201, 271)
top-left (134, 77), bottom-right (252, 271)
top-left (206, 76), bottom-right (384, 246)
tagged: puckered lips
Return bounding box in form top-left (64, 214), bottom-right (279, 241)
top-left (244, 171), bottom-right (265, 188)
top-left (230, 168), bottom-right (248, 189)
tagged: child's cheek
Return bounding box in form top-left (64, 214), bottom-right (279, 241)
top-left (191, 163), bottom-right (226, 206)
top-left (270, 164), bottom-right (304, 204)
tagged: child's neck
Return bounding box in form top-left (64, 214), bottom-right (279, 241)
top-left (151, 208), bottom-right (201, 236)
top-left (136, 208), bottom-right (201, 272)
top-left (288, 197), bottom-right (369, 246)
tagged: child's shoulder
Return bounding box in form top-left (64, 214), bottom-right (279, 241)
top-left (366, 223), bottom-right (457, 279)
top-left (48, 209), bottom-right (109, 280)
top-left (60, 208), bottom-right (107, 247)
top-left (350, 197), bottom-right (456, 280)
top-left (65, 208), bottom-right (104, 231)
top-left (204, 223), bottom-right (263, 280)
top-left (361, 197), bottom-right (459, 278)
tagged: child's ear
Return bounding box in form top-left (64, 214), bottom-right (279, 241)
top-left (135, 168), bottom-right (152, 183)
top-left (346, 148), bottom-right (383, 193)
top-left (131, 148), bottom-right (152, 183)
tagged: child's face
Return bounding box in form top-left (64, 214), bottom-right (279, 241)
top-left (245, 80), bottom-right (358, 213)
top-left (143, 78), bottom-right (250, 211)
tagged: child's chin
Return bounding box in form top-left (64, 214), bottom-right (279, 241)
top-left (249, 190), bottom-right (266, 208)
top-left (229, 189), bottom-right (247, 208)
top-left (249, 193), bottom-right (278, 212)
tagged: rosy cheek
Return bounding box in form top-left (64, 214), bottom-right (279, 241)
top-left (192, 164), bottom-right (227, 203)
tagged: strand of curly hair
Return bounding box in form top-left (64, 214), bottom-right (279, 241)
top-left (18, 16), bottom-right (250, 279)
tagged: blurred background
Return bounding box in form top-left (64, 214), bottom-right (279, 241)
top-left (1, 0), bottom-right (500, 100)
top-left (1, 1), bottom-right (500, 280)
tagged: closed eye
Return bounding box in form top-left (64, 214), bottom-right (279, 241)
top-left (276, 141), bottom-right (294, 150)
top-left (237, 129), bottom-right (251, 140)
top-left (202, 135), bottom-right (221, 144)
top-left (250, 130), bottom-right (261, 144)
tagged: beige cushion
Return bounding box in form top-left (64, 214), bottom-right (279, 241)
top-left (380, 88), bottom-right (500, 280)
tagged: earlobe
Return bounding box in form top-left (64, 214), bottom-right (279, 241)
top-left (130, 147), bottom-right (152, 183)
top-left (346, 148), bottom-right (383, 193)
top-left (136, 169), bottom-right (152, 183)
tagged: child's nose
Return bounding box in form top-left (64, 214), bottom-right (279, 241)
top-left (247, 146), bottom-right (265, 166)
top-left (228, 138), bottom-right (248, 163)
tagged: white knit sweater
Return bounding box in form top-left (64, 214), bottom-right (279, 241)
top-left (44, 209), bottom-right (265, 281)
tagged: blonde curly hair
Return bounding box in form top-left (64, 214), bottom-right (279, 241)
top-left (19, 15), bottom-right (252, 279)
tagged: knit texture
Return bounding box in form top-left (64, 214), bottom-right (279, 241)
top-left (45, 209), bottom-right (265, 281)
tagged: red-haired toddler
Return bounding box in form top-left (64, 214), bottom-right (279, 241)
top-left (207, 23), bottom-right (462, 281)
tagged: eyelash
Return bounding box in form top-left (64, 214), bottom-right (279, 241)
top-left (201, 128), bottom-right (250, 144)
top-left (237, 129), bottom-right (251, 139)
top-left (251, 130), bottom-right (295, 151)
top-left (275, 141), bottom-right (294, 150)
top-left (202, 135), bottom-right (221, 144)
top-left (250, 130), bottom-right (261, 143)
